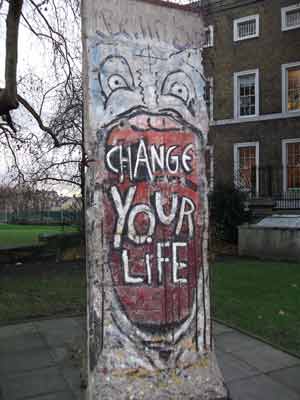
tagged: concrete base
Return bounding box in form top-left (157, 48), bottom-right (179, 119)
top-left (89, 352), bottom-right (228, 400)
top-left (239, 224), bottom-right (300, 261)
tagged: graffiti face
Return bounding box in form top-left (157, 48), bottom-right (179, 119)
top-left (90, 39), bottom-right (208, 338)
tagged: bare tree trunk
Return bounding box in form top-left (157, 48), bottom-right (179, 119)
top-left (0, 0), bottom-right (23, 115)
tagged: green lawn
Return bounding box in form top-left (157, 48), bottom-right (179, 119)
top-left (0, 265), bottom-right (85, 322)
top-left (212, 258), bottom-right (300, 356)
top-left (1, 257), bottom-right (299, 357)
top-left (0, 224), bottom-right (78, 248)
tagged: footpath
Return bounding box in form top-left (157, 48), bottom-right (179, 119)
top-left (0, 316), bottom-right (299, 400)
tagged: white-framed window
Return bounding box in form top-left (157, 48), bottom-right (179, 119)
top-left (282, 138), bottom-right (300, 192)
top-left (204, 77), bottom-right (214, 122)
top-left (233, 14), bottom-right (260, 41)
top-left (234, 142), bottom-right (259, 195)
top-left (281, 4), bottom-right (300, 31)
top-left (203, 25), bottom-right (214, 48)
top-left (282, 62), bottom-right (300, 113)
top-left (234, 69), bottom-right (259, 119)
top-left (205, 145), bottom-right (214, 192)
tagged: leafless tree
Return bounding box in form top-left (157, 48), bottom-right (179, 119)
top-left (0, 0), bottom-right (84, 198)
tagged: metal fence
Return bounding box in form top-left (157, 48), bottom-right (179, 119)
top-left (0, 210), bottom-right (81, 225)
top-left (235, 166), bottom-right (300, 210)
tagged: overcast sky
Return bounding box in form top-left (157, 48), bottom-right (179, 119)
top-left (0, 0), bottom-right (195, 190)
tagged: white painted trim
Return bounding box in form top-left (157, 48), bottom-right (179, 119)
top-left (203, 25), bottom-right (214, 48)
top-left (206, 145), bottom-right (214, 192)
top-left (282, 138), bottom-right (300, 192)
top-left (281, 61), bottom-right (300, 113)
top-left (233, 14), bottom-right (260, 41)
top-left (208, 76), bottom-right (214, 122)
top-left (281, 4), bottom-right (300, 31)
top-left (210, 110), bottom-right (300, 126)
top-left (234, 69), bottom-right (259, 120)
top-left (233, 141), bottom-right (259, 195)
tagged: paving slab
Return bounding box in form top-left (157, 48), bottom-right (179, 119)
top-left (24, 392), bottom-right (75, 400)
top-left (0, 324), bottom-right (45, 354)
top-left (232, 341), bottom-right (300, 373)
top-left (33, 318), bottom-right (84, 348)
top-left (213, 322), bottom-right (234, 336)
top-left (216, 330), bottom-right (261, 353)
top-left (216, 349), bottom-right (260, 383)
top-left (0, 367), bottom-right (69, 400)
top-left (0, 348), bottom-right (55, 375)
top-left (267, 365), bottom-right (300, 394)
top-left (0, 332), bottom-right (45, 355)
top-left (0, 317), bottom-right (299, 400)
top-left (61, 366), bottom-right (84, 400)
top-left (48, 346), bottom-right (84, 398)
top-left (0, 323), bottom-right (35, 339)
top-left (227, 374), bottom-right (300, 400)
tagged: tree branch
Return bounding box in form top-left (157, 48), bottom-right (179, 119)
top-left (17, 95), bottom-right (60, 147)
top-left (0, 0), bottom-right (23, 115)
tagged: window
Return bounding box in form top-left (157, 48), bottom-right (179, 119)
top-left (205, 145), bottom-right (214, 192)
top-left (234, 15), bottom-right (259, 41)
top-left (234, 69), bottom-right (259, 119)
top-left (204, 77), bottom-right (214, 121)
top-left (234, 142), bottom-right (259, 195)
top-left (282, 62), bottom-right (300, 113)
top-left (203, 25), bottom-right (214, 48)
top-left (282, 139), bottom-right (300, 191)
top-left (282, 4), bottom-right (300, 31)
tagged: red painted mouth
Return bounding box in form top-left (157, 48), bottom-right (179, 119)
top-left (103, 117), bottom-right (203, 330)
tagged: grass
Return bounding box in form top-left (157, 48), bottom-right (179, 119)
top-left (212, 258), bottom-right (300, 356)
top-left (0, 264), bottom-right (85, 322)
top-left (0, 256), bottom-right (299, 357)
top-left (0, 224), bottom-right (79, 248)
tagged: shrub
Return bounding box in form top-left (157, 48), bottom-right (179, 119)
top-left (209, 184), bottom-right (251, 243)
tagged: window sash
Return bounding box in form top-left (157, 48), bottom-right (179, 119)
top-left (238, 74), bottom-right (256, 116)
top-left (287, 143), bottom-right (300, 189)
top-left (238, 19), bottom-right (256, 39)
top-left (286, 9), bottom-right (300, 27)
top-left (282, 5), bottom-right (300, 31)
top-left (287, 67), bottom-right (300, 111)
top-left (234, 143), bottom-right (259, 194)
top-left (234, 15), bottom-right (259, 41)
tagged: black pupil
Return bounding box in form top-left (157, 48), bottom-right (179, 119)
top-left (115, 80), bottom-right (119, 85)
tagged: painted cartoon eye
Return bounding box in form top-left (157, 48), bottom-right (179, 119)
top-left (108, 74), bottom-right (129, 92)
top-left (99, 56), bottom-right (135, 104)
top-left (161, 70), bottom-right (195, 107)
top-left (169, 82), bottom-right (189, 103)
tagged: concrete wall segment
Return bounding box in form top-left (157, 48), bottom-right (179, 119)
top-left (82, 0), bottom-right (227, 398)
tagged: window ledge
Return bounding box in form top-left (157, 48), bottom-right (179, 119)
top-left (282, 24), bottom-right (300, 31)
top-left (210, 111), bottom-right (300, 126)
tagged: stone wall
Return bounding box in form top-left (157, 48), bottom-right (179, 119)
top-left (239, 224), bottom-right (300, 261)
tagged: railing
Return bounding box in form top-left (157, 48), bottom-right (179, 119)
top-left (274, 191), bottom-right (300, 210)
top-left (234, 165), bottom-right (300, 210)
top-left (0, 210), bottom-right (81, 225)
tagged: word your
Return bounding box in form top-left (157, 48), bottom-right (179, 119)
top-left (106, 140), bottom-right (193, 182)
top-left (111, 185), bottom-right (195, 249)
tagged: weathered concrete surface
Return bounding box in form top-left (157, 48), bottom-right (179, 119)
top-left (1, 317), bottom-right (300, 399)
top-left (239, 224), bottom-right (300, 261)
top-left (82, 0), bottom-right (227, 398)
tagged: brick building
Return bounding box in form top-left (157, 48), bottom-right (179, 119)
top-left (201, 0), bottom-right (300, 210)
